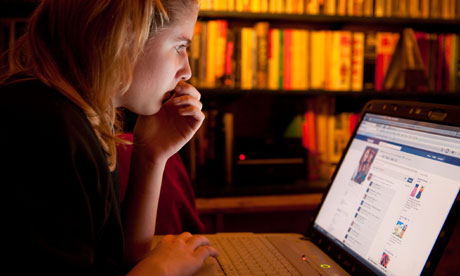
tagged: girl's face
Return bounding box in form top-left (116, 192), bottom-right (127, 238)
top-left (114, 8), bottom-right (198, 115)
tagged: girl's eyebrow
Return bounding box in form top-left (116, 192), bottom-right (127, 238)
top-left (175, 35), bottom-right (191, 46)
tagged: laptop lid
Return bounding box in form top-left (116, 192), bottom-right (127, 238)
top-left (308, 100), bottom-right (460, 276)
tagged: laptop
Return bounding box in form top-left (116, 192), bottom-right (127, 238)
top-left (153, 100), bottom-right (460, 276)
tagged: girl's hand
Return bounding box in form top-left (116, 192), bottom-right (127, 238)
top-left (127, 232), bottom-right (219, 276)
top-left (133, 82), bottom-right (205, 163)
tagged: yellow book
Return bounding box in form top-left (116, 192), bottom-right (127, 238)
top-left (375, 0), bottom-right (384, 17)
top-left (351, 32), bottom-right (364, 91)
top-left (337, 0), bottom-right (347, 15)
top-left (236, 0), bottom-right (244, 12)
top-left (228, 0), bottom-right (235, 11)
top-left (243, 0), bottom-right (251, 11)
top-left (251, 0), bottom-right (261, 12)
top-left (215, 21), bottom-right (227, 86)
top-left (364, 0), bottom-right (374, 16)
top-left (306, 0), bottom-right (319, 15)
top-left (291, 30), bottom-right (301, 90)
top-left (200, 0), bottom-right (210, 10)
top-left (291, 30), bottom-right (309, 90)
top-left (310, 31), bottom-right (326, 89)
top-left (260, 0), bottom-right (269, 12)
top-left (241, 27), bottom-right (255, 90)
top-left (276, 0), bottom-right (285, 13)
top-left (190, 22), bottom-right (202, 86)
top-left (324, 0), bottom-right (336, 15)
top-left (286, 0), bottom-right (294, 13)
top-left (303, 30), bottom-right (310, 90)
top-left (269, 0), bottom-right (277, 13)
top-left (268, 29), bottom-right (280, 90)
top-left (324, 31), bottom-right (334, 90)
top-left (297, 0), bottom-right (305, 14)
top-left (206, 21), bottom-right (217, 88)
top-left (408, 0), bottom-right (420, 18)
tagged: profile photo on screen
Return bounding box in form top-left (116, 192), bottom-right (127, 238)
top-left (352, 146), bottom-right (378, 184)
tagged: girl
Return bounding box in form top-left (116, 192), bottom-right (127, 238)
top-left (1, 0), bottom-right (217, 275)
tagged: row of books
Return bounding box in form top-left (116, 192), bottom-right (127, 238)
top-left (200, 0), bottom-right (460, 19)
top-left (302, 97), bottom-right (359, 179)
top-left (190, 20), bottom-right (459, 92)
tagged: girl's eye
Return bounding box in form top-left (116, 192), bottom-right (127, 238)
top-left (175, 45), bottom-right (187, 54)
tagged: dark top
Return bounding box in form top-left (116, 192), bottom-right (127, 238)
top-left (1, 78), bottom-right (127, 275)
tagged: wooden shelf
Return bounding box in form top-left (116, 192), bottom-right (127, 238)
top-left (196, 193), bottom-right (323, 214)
top-left (199, 11), bottom-right (460, 32)
top-left (199, 88), bottom-right (459, 95)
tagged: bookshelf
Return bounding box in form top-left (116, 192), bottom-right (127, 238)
top-left (199, 11), bottom-right (460, 33)
top-left (1, 1), bottom-right (460, 197)
top-left (187, 4), bottom-right (460, 197)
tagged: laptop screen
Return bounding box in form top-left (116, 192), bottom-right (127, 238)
top-left (313, 112), bottom-right (460, 276)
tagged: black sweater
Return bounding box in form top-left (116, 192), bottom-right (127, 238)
top-left (1, 78), bottom-right (127, 275)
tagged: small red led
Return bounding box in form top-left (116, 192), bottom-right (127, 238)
top-left (239, 154), bottom-right (246, 161)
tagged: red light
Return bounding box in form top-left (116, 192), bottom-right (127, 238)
top-left (239, 154), bottom-right (246, 161)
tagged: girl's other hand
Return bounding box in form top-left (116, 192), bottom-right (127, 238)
top-left (127, 232), bottom-right (218, 276)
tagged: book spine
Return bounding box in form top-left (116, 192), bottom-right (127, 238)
top-left (279, 29), bottom-right (284, 90)
top-left (283, 29), bottom-right (293, 90)
top-left (255, 22), bottom-right (269, 89)
top-left (352, 32), bottom-right (365, 91)
top-left (268, 28), bottom-right (280, 90)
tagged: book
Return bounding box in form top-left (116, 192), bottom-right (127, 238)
top-left (363, 32), bottom-right (377, 90)
top-left (268, 28), bottom-right (280, 90)
top-left (206, 20), bottom-right (218, 88)
top-left (306, 0), bottom-right (320, 15)
top-left (292, 29), bottom-right (309, 90)
top-left (327, 31), bottom-right (352, 91)
top-left (255, 22), bottom-right (269, 89)
top-left (375, 0), bottom-right (385, 17)
top-left (324, 0), bottom-right (336, 15)
top-left (279, 29), bottom-right (284, 89)
top-left (310, 30), bottom-right (326, 89)
top-left (351, 32), bottom-right (365, 91)
top-left (241, 27), bottom-right (255, 89)
top-left (283, 29), bottom-right (293, 90)
top-left (375, 32), bottom-right (399, 91)
top-left (190, 21), bottom-right (202, 87)
top-left (199, 22), bottom-right (208, 88)
top-left (337, 0), bottom-right (347, 16)
top-left (363, 0), bottom-right (374, 16)
top-left (215, 20), bottom-right (228, 87)
top-left (348, 0), bottom-right (364, 16)
top-left (224, 28), bottom-right (236, 87)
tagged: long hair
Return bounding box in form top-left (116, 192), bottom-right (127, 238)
top-left (2, 0), bottom-right (198, 171)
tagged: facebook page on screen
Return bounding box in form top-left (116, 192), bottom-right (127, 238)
top-left (314, 113), bottom-right (460, 276)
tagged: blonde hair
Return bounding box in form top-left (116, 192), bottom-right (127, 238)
top-left (3, 0), bottom-right (198, 171)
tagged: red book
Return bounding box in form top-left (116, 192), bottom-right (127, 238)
top-left (283, 29), bottom-right (292, 90)
top-left (349, 113), bottom-right (360, 135)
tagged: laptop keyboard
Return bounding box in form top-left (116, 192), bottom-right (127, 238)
top-left (207, 234), bottom-right (302, 276)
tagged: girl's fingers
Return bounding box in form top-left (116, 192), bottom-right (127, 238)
top-left (172, 95), bottom-right (203, 110)
top-left (174, 82), bottom-right (201, 100)
top-left (178, 106), bottom-right (205, 121)
top-left (194, 246), bottom-right (219, 259)
top-left (176, 232), bottom-right (193, 242)
top-left (186, 235), bottom-right (211, 250)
